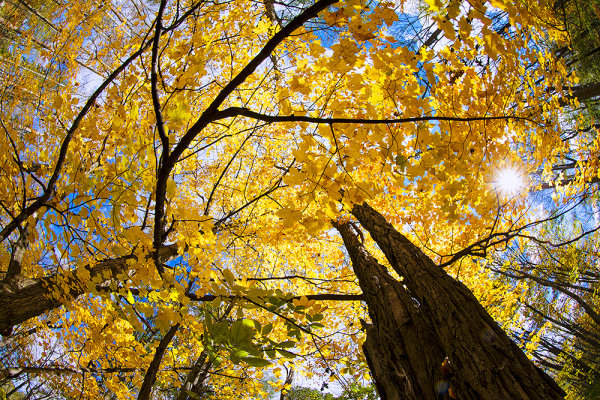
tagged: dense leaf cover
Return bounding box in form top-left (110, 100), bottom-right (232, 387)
top-left (0, 0), bottom-right (597, 398)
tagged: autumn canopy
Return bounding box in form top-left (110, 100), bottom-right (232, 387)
top-left (0, 0), bottom-right (598, 398)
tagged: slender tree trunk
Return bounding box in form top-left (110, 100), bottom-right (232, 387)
top-left (337, 203), bottom-right (565, 400)
top-left (560, 82), bottom-right (600, 105)
top-left (138, 323), bottom-right (180, 400)
top-left (280, 366), bottom-right (295, 400)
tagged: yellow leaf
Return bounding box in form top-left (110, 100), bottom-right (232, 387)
top-left (425, 0), bottom-right (443, 13)
top-left (276, 208), bottom-right (303, 228)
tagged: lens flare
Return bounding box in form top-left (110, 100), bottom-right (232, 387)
top-left (495, 168), bottom-right (522, 195)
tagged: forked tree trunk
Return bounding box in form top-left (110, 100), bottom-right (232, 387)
top-left (333, 221), bottom-right (444, 399)
top-left (336, 203), bottom-right (565, 400)
top-left (175, 348), bottom-right (213, 400)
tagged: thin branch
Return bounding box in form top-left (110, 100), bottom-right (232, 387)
top-left (0, 0), bottom-right (208, 243)
top-left (137, 323), bottom-right (180, 400)
top-left (151, 0), bottom-right (170, 157)
top-left (186, 293), bottom-right (364, 303)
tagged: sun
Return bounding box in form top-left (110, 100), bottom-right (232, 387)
top-left (495, 168), bottom-right (523, 195)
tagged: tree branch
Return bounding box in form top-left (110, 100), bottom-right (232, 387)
top-left (212, 106), bottom-right (537, 126)
top-left (186, 293), bottom-right (364, 303)
top-left (137, 323), bottom-right (180, 400)
top-left (0, 0), bottom-right (208, 243)
top-left (167, 0), bottom-right (338, 167)
top-left (0, 244), bottom-right (179, 335)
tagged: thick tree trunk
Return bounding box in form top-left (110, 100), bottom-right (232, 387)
top-left (333, 221), bottom-right (445, 399)
top-left (340, 203), bottom-right (565, 400)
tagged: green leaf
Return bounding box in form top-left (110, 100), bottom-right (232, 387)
top-left (278, 340), bottom-right (295, 348)
top-left (268, 296), bottom-right (283, 307)
top-left (288, 329), bottom-right (301, 340)
top-left (222, 269), bottom-right (235, 285)
top-left (234, 349), bottom-right (250, 358)
top-left (212, 321), bottom-right (229, 339)
top-left (230, 319), bottom-right (254, 345)
top-left (277, 349), bottom-right (296, 358)
top-left (211, 296), bottom-right (221, 309)
top-left (262, 323), bottom-right (273, 335)
top-left (204, 309), bottom-right (213, 329)
top-left (243, 357), bottom-right (272, 368)
top-left (212, 355), bottom-right (223, 367)
top-left (253, 320), bottom-right (262, 332)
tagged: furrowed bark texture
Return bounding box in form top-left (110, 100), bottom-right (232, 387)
top-left (349, 203), bottom-right (565, 400)
top-left (333, 221), bottom-right (443, 400)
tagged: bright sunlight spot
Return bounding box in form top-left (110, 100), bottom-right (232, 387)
top-left (495, 168), bottom-right (523, 195)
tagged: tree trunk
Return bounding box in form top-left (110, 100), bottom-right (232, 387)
top-left (333, 221), bottom-right (444, 399)
top-left (571, 82), bottom-right (600, 102)
top-left (340, 203), bottom-right (565, 400)
top-left (280, 366), bottom-right (295, 400)
top-left (175, 348), bottom-right (212, 400)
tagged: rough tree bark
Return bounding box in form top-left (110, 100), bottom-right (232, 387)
top-left (333, 221), bottom-right (444, 399)
top-left (336, 203), bottom-right (565, 400)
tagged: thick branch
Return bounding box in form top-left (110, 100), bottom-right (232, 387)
top-left (151, 0), bottom-right (170, 276)
top-left (0, 244), bottom-right (179, 335)
top-left (167, 0), bottom-right (337, 167)
top-left (150, 0), bottom-right (170, 155)
top-left (5, 223), bottom-right (31, 279)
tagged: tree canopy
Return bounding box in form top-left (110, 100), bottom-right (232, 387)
top-left (0, 0), bottom-right (598, 398)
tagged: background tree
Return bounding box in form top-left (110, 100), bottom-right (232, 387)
top-left (484, 220), bottom-right (600, 399)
